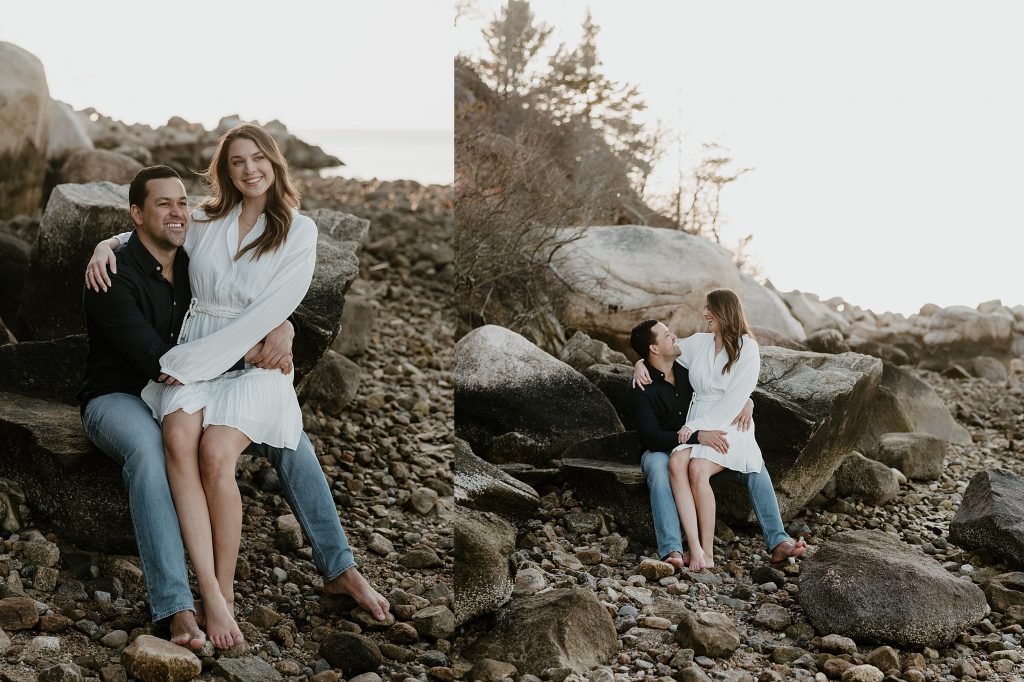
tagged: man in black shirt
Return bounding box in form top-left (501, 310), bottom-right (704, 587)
top-left (80, 166), bottom-right (388, 648)
top-left (629, 319), bottom-right (806, 569)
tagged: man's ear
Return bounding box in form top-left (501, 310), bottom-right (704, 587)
top-left (129, 204), bottom-right (144, 227)
top-left (648, 344), bottom-right (658, 358)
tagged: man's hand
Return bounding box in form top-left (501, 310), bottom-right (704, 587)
top-left (632, 360), bottom-right (652, 390)
top-left (697, 429), bottom-right (729, 454)
top-left (249, 321), bottom-right (295, 373)
top-left (158, 373), bottom-right (182, 386)
top-left (677, 426), bottom-right (693, 444)
top-left (731, 398), bottom-right (754, 432)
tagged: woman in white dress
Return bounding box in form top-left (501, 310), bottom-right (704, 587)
top-left (634, 289), bottom-right (761, 571)
top-left (87, 124), bottom-right (315, 648)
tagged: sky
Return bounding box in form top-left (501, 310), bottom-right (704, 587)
top-left (1, 1), bottom-right (454, 133)
top-left (457, 1), bottom-right (1024, 315)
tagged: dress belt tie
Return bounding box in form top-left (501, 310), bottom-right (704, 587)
top-left (692, 392), bottom-right (725, 403)
top-left (178, 297), bottom-right (241, 344)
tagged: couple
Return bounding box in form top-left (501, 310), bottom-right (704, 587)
top-left (79, 124), bottom-right (388, 650)
top-left (629, 289), bottom-right (806, 571)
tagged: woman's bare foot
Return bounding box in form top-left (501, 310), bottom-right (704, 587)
top-left (324, 567), bottom-right (390, 621)
top-left (771, 538), bottom-right (807, 565)
top-left (168, 610), bottom-right (206, 650)
top-left (194, 597), bottom-right (236, 627)
top-left (202, 592), bottom-right (244, 649)
top-left (687, 548), bottom-right (709, 572)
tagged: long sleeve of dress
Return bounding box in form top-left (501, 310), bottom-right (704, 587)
top-left (157, 217), bottom-right (318, 384)
top-left (685, 337), bottom-right (760, 432)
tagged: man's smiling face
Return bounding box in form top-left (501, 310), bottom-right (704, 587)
top-left (130, 177), bottom-right (188, 251)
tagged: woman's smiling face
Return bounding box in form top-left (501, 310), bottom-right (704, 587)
top-left (227, 137), bottom-right (275, 199)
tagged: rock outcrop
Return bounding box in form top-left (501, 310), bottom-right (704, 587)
top-left (950, 469), bottom-right (1024, 567)
top-left (0, 42), bottom-right (50, 218)
top-left (454, 438), bottom-right (540, 522)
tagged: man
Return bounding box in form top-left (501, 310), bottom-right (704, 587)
top-left (80, 165), bottom-right (388, 648)
top-left (628, 319), bottom-right (806, 568)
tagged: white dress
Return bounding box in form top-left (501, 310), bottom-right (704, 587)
top-left (673, 333), bottom-right (763, 473)
top-left (129, 204), bottom-right (316, 449)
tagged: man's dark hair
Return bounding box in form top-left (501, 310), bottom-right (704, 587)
top-left (629, 319), bottom-right (659, 361)
top-left (128, 165), bottom-right (182, 209)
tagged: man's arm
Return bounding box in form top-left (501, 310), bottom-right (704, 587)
top-left (83, 279), bottom-right (173, 381)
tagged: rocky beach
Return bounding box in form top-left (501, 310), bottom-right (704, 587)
top-left (1, 40), bottom-right (454, 682)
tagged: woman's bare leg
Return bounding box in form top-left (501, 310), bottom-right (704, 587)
top-left (162, 410), bottom-right (217, 646)
top-left (198, 425), bottom-right (250, 647)
top-left (689, 458), bottom-right (726, 568)
top-left (668, 448), bottom-right (706, 571)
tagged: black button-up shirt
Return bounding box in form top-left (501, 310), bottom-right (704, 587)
top-left (629, 359), bottom-right (701, 454)
top-left (79, 233), bottom-right (191, 409)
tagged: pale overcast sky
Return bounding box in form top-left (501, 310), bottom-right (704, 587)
top-left (2, 1), bottom-right (453, 132)
top-left (458, 1), bottom-right (1024, 315)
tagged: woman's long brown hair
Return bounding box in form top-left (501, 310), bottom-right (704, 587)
top-left (197, 124), bottom-right (301, 261)
top-left (706, 288), bottom-right (755, 374)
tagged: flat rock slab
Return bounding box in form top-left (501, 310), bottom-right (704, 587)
top-left (0, 391), bottom-right (133, 552)
top-left (213, 656), bottom-right (283, 682)
top-left (950, 468), bottom-right (1024, 567)
top-left (465, 588), bottom-right (618, 676)
top-left (454, 438), bottom-right (539, 522)
top-left (455, 325), bottom-right (622, 466)
top-left (121, 634), bottom-right (201, 682)
top-left (799, 529), bottom-right (986, 646)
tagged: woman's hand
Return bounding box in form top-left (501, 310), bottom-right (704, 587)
top-left (157, 373), bottom-right (182, 386)
top-left (632, 359), bottom-right (652, 390)
top-left (677, 426), bottom-right (693, 444)
top-left (86, 238), bottom-right (119, 292)
top-left (252, 321), bottom-right (294, 373)
top-left (731, 398), bottom-right (754, 432)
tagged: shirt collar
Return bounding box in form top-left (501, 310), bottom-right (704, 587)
top-left (126, 232), bottom-right (188, 280)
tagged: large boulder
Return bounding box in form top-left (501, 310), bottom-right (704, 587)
top-left (0, 230), bottom-right (31, 328)
top-left (859, 362), bottom-right (970, 451)
top-left (0, 42), bottom-right (50, 218)
top-left (558, 330), bottom-right (629, 372)
top-left (18, 187), bottom-right (367, 380)
top-left (739, 274), bottom-right (805, 341)
top-left (950, 469), bottom-right (1024, 567)
top-left (732, 347), bottom-right (883, 520)
top-left (548, 225), bottom-right (801, 351)
top-left (454, 438), bottom-right (540, 522)
top-left (869, 433), bottom-right (948, 482)
top-left (454, 506), bottom-right (517, 626)
top-left (920, 305), bottom-right (1015, 366)
top-left (799, 530), bottom-right (987, 646)
top-left (580, 363), bottom-right (634, 428)
top-left (0, 391), bottom-right (133, 552)
top-left (46, 100), bottom-right (92, 161)
top-left (454, 325), bottom-right (623, 466)
top-left (57, 149), bottom-right (142, 185)
top-left (778, 290), bottom-right (851, 335)
top-left (296, 349), bottom-right (360, 412)
top-left (831, 452), bottom-right (900, 506)
top-left (464, 588), bottom-right (618, 676)
top-left (0, 335), bottom-right (87, 404)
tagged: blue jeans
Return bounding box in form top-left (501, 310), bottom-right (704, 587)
top-left (640, 450), bottom-right (789, 559)
top-left (82, 392), bottom-right (355, 621)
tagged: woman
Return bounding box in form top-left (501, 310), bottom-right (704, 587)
top-left (86, 124), bottom-right (315, 648)
top-left (634, 289), bottom-right (761, 571)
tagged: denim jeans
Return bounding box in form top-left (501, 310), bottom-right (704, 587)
top-left (640, 449), bottom-right (789, 559)
top-left (83, 392), bottom-right (355, 621)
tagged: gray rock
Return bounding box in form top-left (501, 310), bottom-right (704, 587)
top-left (297, 350), bottom-right (360, 412)
top-left (580, 363), bottom-right (635, 429)
top-left (464, 588), bottom-right (617, 676)
top-left (407, 487), bottom-right (439, 515)
top-left (320, 632), bottom-right (382, 675)
top-left (100, 629), bottom-right (127, 648)
top-left (332, 295), bottom-right (374, 358)
top-left (832, 452), bottom-right (899, 505)
top-left (411, 605), bottom-right (456, 639)
top-left (984, 572), bottom-right (1024, 611)
top-left (47, 100), bottom-right (92, 160)
top-left (39, 664), bottom-right (83, 682)
top-left (950, 469), bottom-right (1024, 567)
top-left (804, 329), bottom-right (850, 354)
top-left (840, 665), bottom-right (883, 682)
top-left (454, 325), bottom-right (623, 466)
top-left (213, 656), bottom-right (284, 682)
top-left (468, 658), bottom-right (517, 682)
top-left (674, 609), bottom-right (741, 658)
top-left (752, 603), bottom-right (792, 631)
top-left (57, 149), bottom-right (142, 185)
top-left (22, 538), bottom-right (60, 567)
top-left (455, 506), bottom-right (515, 625)
top-left (0, 335), bottom-right (89, 404)
top-left (0, 42), bottom-right (50, 218)
top-left (799, 530), bottom-right (986, 646)
top-left (398, 547), bottom-right (444, 569)
top-left (558, 331), bottom-right (628, 372)
top-left (869, 433), bottom-right (947, 481)
top-left (455, 438), bottom-right (540, 522)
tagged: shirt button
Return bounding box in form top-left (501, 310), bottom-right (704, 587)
top-left (156, 266), bottom-right (161, 271)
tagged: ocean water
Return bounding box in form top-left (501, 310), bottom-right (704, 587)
top-left (295, 129), bottom-right (452, 186)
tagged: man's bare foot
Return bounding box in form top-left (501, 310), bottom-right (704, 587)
top-left (771, 538), bottom-right (807, 564)
top-left (202, 592), bottom-right (244, 649)
top-left (324, 567), bottom-right (390, 621)
top-left (663, 551), bottom-right (687, 571)
top-left (168, 610), bottom-right (206, 651)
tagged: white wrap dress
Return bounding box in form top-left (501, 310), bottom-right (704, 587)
top-left (127, 204), bottom-right (316, 449)
top-left (673, 333), bottom-right (763, 473)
